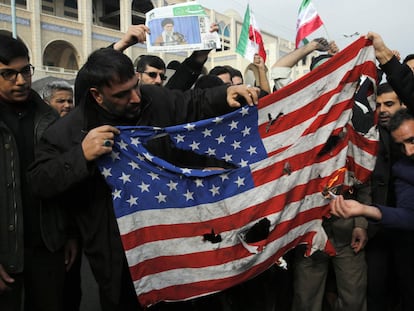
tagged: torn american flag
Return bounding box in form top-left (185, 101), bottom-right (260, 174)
top-left (97, 37), bottom-right (378, 307)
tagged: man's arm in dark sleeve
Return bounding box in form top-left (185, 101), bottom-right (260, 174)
top-left (165, 50), bottom-right (210, 91)
top-left (381, 56), bottom-right (414, 112)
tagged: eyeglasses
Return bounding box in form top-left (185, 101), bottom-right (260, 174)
top-left (0, 64), bottom-right (35, 81)
top-left (139, 71), bottom-right (167, 81)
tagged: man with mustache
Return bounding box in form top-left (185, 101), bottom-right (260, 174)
top-left (27, 47), bottom-right (259, 311)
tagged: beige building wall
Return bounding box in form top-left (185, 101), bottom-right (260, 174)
top-left (0, 0), bottom-right (314, 86)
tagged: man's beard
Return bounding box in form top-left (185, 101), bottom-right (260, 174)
top-left (378, 112), bottom-right (391, 128)
top-left (101, 98), bottom-right (141, 120)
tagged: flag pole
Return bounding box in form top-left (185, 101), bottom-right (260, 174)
top-left (11, 0), bottom-right (17, 38)
top-left (248, 3), bottom-right (256, 45)
top-left (322, 23), bottom-right (331, 42)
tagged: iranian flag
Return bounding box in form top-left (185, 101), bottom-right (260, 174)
top-left (295, 0), bottom-right (324, 48)
top-left (236, 5), bottom-right (267, 62)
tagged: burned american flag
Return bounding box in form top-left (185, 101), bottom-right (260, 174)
top-left (97, 37), bottom-right (378, 307)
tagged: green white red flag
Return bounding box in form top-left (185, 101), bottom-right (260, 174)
top-left (295, 0), bottom-right (324, 48)
top-left (236, 4), bottom-right (267, 62)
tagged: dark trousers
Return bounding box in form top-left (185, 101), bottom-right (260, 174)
top-left (24, 246), bottom-right (66, 311)
top-left (366, 229), bottom-right (414, 311)
top-left (223, 265), bottom-right (290, 311)
top-left (63, 251), bottom-right (82, 311)
top-left (99, 262), bottom-right (143, 311)
top-left (0, 273), bottom-right (24, 311)
top-left (0, 246), bottom-right (66, 311)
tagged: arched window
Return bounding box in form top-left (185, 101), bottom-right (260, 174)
top-left (216, 21), bottom-right (230, 51)
top-left (43, 40), bottom-right (79, 71)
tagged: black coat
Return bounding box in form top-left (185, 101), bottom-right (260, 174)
top-left (28, 84), bottom-right (234, 305)
top-left (0, 90), bottom-right (59, 273)
top-left (381, 56), bottom-right (414, 113)
top-left (371, 126), bottom-right (402, 206)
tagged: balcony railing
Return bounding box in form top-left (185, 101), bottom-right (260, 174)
top-left (41, 65), bottom-right (77, 74)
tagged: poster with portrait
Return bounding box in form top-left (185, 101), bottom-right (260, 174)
top-left (145, 2), bottom-right (221, 53)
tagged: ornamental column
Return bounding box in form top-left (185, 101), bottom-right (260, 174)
top-left (78, 0), bottom-right (93, 65)
top-left (119, 0), bottom-right (132, 58)
top-left (27, 0), bottom-right (42, 70)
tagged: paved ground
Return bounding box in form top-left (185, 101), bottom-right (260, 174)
top-left (79, 254), bottom-right (100, 311)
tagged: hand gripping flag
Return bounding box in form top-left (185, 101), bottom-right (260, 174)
top-left (97, 37), bottom-right (378, 307)
top-left (296, 0), bottom-right (324, 48)
top-left (236, 4), bottom-right (267, 62)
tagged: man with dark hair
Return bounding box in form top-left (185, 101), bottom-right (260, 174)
top-left (74, 24), bottom-right (150, 104)
top-left (376, 82), bottom-right (406, 127)
top-left (154, 18), bottom-right (186, 46)
top-left (27, 47), bottom-right (259, 310)
top-left (193, 74), bottom-right (224, 89)
top-left (161, 18), bottom-right (173, 27)
top-left (0, 34), bottom-right (75, 311)
top-left (224, 66), bottom-right (244, 85)
top-left (136, 55), bottom-right (167, 86)
top-left (209, 66), bottom-right (233, 85)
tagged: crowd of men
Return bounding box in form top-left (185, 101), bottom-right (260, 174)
top-left (1, 21), bottom-right (414, 311)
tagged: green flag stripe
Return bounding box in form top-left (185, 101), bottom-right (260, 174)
top-left (236, 5), bottom-right (251, 56)
top-left (298, 0), bottom-right (311, 12)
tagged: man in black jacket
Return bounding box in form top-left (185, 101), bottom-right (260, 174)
top-left (28, 47), bottom-right (259, 311)
top-left (0, 34), bottom-right (76, 311)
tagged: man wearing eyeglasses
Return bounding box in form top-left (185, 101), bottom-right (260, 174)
top-left (0, 34), bottom-right (76, 311)
top-left (136, 55), bottom-right (167, 86)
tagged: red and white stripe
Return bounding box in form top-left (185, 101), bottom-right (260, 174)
top-left (116, 37), bottom-right (378, 307)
